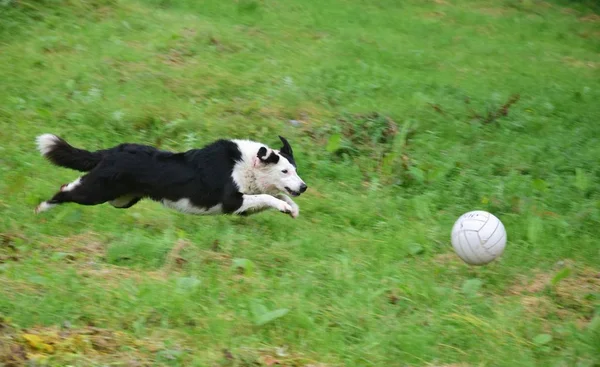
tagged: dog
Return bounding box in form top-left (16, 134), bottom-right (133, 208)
top-left (34, 134), bottom-right (307, 218)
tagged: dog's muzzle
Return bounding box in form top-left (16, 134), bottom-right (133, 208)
top-left (286, 184), bottom-right (307, 197)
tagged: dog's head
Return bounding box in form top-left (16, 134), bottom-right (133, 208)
top-left (254, 136), bottom-right (307, 196)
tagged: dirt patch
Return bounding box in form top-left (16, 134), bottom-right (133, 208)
top-left (255, 105), bottom-right (285, 120)
top-left (0, 233), bottom-right (26, 263)
top-left (102, 57), bottom-right (153, 83)
top-left (40, 235), bottom-right (234, 286)
top-left (519, 295), bottom-right (555, 317)
top-left (423, 11), bottom-right (447, 19)
top-left (562, 56), bottom-right (598, 69)
top-left (561, 7), bottom-right (579, 15)
top-left (432, 253), bottom-right (460, 264)
top-left (8, 232), bottom-right (171, 288)
top-left (0, 278), bottom-right (44, 301)
top-left (160, 48), bottom-right (192, 67)
top-left (78, 264), bottom-right (165, 284)
top-left (553, 266), bottom-right (600, 310)
top-left (1, 319), bottom-right (331, 367)
top-left (477, 7), bottom-right (511, 17)
top-left (228, 347), bottom-right (330, 367)
top-left (0, 319), bottom-right (178, 366)
top-left (181, 27), bottom-right (198, 39)
top-left (579, 30), bottom-right (600, 39)
top-left (162, 239), bottom-right (191, 273)
top-left (38, 232), bottom-right (106, 262)
top-left (580, 14), bottom-right (600, 22)
top-left (198, 250), bottom-right (233, 268)
top-left (508, 264), bottom-right (599, 317)
top-left (94, 6), bottom-right (115, 20)
top-left (432, 253), bottom-right (464, 266)
top-left (509, 272), bottom-right (552, 294)
top-left (62, 232), bottom-right (106, 258)
top-left (509, 265), bottom-right (599, 295)
top-left (161, 240), bottom-right (233, 274)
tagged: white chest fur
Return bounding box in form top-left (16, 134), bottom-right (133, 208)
top-left (161, 198), bottom-right (223, 215)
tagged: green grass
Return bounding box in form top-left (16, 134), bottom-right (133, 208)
top-left (1, 0), bottom-right (599, 365)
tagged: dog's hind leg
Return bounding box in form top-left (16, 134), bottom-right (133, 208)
top-left (35, 175), bottom-right (125, 214)
top-left (35, 176), bottom-right (85, 214)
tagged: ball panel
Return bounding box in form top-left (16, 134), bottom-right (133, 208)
top-left (483, 232), bottom-right (506, 257)
top-left (457, 233), bottom-right (475, 264)
top-left (484, 228), bottom-right (507, 260)
top-left (457, 231), bottom-right (477, 264)
top-left (478, 217), bottom-right (501, 243)
top-left (482, 221), bottom-right (505, 250)
top-left (463, 230), bottom-right (492, 265)
top-left (486, 230), bottom-right (506, 250)
top-left (460, 219), bottom-right (486, 231)
top-left (451, 230), bottom-right (475, 264)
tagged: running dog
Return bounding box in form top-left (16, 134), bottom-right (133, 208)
top-left (35, 134), bottom-right (307, 218)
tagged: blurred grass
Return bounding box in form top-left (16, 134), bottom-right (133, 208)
top-left (0, 0), bottom-right (599, 366)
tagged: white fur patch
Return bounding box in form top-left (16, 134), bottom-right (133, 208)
top-left (36, 134), bottom-right (59, 156)
top-left (231, 139), bottom-right (266, 193)
top-left (35, 201), bottom-right (56, 214)
top-left (161, 198), bottom-right (223, 215)
top-left (61, 177), bottom-right (82, 192)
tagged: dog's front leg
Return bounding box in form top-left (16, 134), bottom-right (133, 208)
top-left (234, 194), bottom-right (294, 217)
top-left (276, 194), bottom-right (299, 218)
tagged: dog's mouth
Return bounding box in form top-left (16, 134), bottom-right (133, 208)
top-left (285, 187), bottom-right (301, 197)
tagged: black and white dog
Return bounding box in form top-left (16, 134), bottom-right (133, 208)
top-left (35, 134), bottom-right (307, 218)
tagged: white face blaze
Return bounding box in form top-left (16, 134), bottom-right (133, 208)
top-left (260, 153), bottom-right (305, 196)
top-left (231, 139), bottom-right (307, 196)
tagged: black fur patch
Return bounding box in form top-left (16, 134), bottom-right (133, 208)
top-left (257, 146), bottom-right (280, 164)
top-left (278, 136), bottom-right (296, 167)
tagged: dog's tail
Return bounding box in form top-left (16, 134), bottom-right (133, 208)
top-left (36, 134), bottom-right (103, 172)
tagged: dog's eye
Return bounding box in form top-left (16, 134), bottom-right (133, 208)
top-left (281, 169), bottom-right (288, 174)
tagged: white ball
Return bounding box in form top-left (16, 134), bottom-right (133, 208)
top-left (451, 210), bottom-right (507, 265)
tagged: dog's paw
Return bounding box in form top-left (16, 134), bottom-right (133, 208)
top-left (34, 201), bottom-right (55, 214)
top-left (276, 201), bottom-right (293, 215)
top-left (289, 204), bottom-right (299, 219)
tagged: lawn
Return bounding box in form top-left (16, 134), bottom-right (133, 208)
top-left (0, 0), bottom-right (599, 366)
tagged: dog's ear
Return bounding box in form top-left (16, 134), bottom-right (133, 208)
top-left (257, 146), bottom-right (280, 164)
top-left (279, 136), bottom-right (293, 157)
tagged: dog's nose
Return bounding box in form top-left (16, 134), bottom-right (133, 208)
top-left (300, 183), bottom-right (307, 193)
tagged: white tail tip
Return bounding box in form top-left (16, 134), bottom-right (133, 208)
top-left (36, 134), bottom-right (59, 156)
